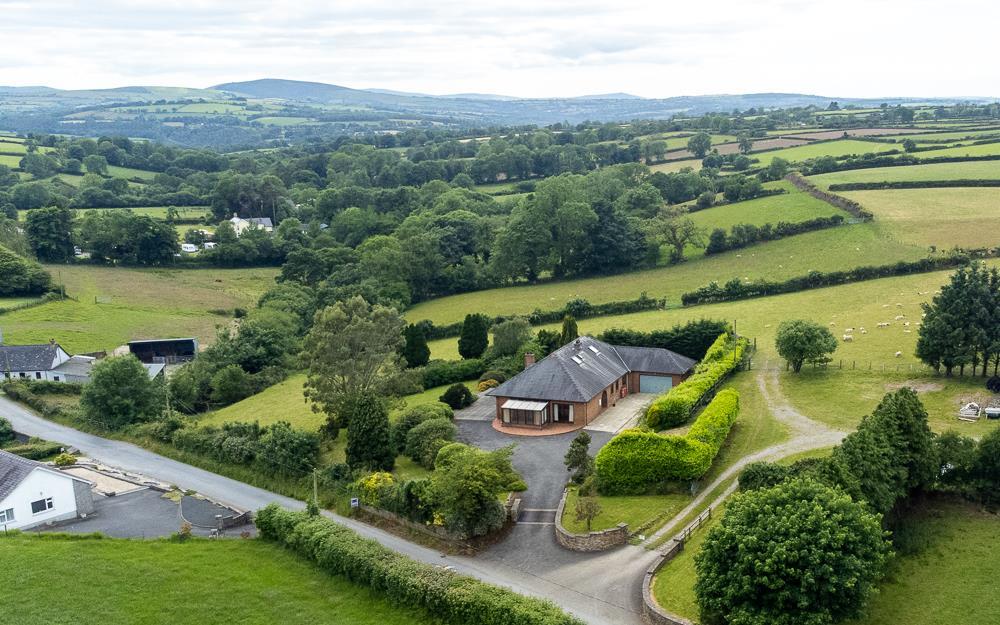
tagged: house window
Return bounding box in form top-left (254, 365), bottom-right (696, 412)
top-left (0, 508), bottom-right (14, 523)
top-left (30, 497), bottom-right (54, 515)
top-left (53, 376), bottom-right (60, 382)
top-left (19, 372), bottom-right (26, 378)
top-left (35, 372), bottom-right (42, 379)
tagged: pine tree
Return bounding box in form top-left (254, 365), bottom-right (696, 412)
top-left (458, 313), bottom-right (489, 359)
top-left (345, 393), bottom-right (394, 471)
top-left (402, 323), bottom-right (430, 368)
top-left (560, 315), bottom-right (579, 345)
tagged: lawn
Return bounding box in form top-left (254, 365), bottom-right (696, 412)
top-left (562, 487), bottom-right (690, 534)
top-left (0, 534), bottom-right (432, 625)
top-left (409, 223), bottom-right (927, 327)
top-left (426, 261), bottom-right (1000, 362)
top-left (650, 502), bottom-right (724, 619)
top-left (839, 188), bottom-right (1000, 248)
top-left (809, 160), bottom-right (1000, 188)
top-left (0, 264), bottom-right (277, 353)
top-left (688, 181), bottom-right (846, 237)
top-left (752, 139), bottom-right (897, 166)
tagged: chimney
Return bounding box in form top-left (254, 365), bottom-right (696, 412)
top-left (524, 352), bottom-right (535, 367)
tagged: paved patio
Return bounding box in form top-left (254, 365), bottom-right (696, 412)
top-left (584, 393), bottom-right (654, 433)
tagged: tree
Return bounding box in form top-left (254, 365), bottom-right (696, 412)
top-left (687, 132), bottom-right (712, 159)
top-left (302, 296), bottom-right (406, 435)
top-left (24, 207), bottom-right (75, 262)
top-left (210, 364), bottom-right (252, 405)
top-left (560, 315), bottom-right (579, 346)
top-left (83, 154), bottom-right (109, 175)
top-left (491, 317), bottom-right (532, 357)
top-left (775, 319), bottom-right (838, 372)
top-left (901, 139), bottom-right (917, 153)
top-left (737, 133), bottom-right (753, 155)
top-left (0, 417), bottom-right (14, 446)
top-left (766, 157), bottom-right (790, 181)
top-left (648, 205), bottom-right (706, 263)
top-left (81, 355), bottom-right (164, 430)
top-left (344, 393), bottom-right (394, 471)
top-left (0, 245), bottom-right (51, 296)
top-left (458, 313), bottom-right (490, 359)
top-left (429, 445), bottom-right (521, 537)
top-left (973, 428), bottom-right (1000, 506)
top-left (695, 478), bottom-right (891, 625)
top-left (575, 497), bottom-right (601, 532)
top-left (564, 430), bottom-right (594, 483)
top-left (402, 323), bottom-right (430, 368)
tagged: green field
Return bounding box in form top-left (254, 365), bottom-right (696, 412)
top-left (688, 181), bottom-right (845, 237)
top-left (888, 130), bottom-right (1000, 143)
top-left (649, 158), bottom-right (703, 173)
top-left (752, 140), bottom-right (896, 166)
top-left (809, 160), bottom-right (1000, 188)
top-left (409, 223), bottom-right (926, 328)
top-left (106, 164), bottom-right (158, 180)
top-left (255, 116), bottom-right (315, 126)
top-left (0, 264), bottom-right (277, 353)
top-left (0, 535), bottom-right (431, 625)
top-left (426, 262), bottom-right (998, 362)
top-left (0, 154), bottom-right (20, 168)
top-left (840, 188), bottom-right (1000, 248)
top-left (916, 141), bottom-right (1000, 159)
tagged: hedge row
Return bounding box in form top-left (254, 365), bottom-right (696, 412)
top-left (421, 359), bottom-right (487, 389)
top-left (421, 294), bottom-right (665, 340)
top-left (680, 253), bottom-right (998, 306)
top-left (598, 318), bottom-right (729, 361)
top-left (705, 215), bottom-right (845, 255)
top-left (783, 173), bottom-right (872, 220)
top-left (828, 179), bottom-right (1000, 191)
top-left (802, 153), bottom-right (1000, 175)
top-left (0, 381), bottom-right (76, 420)
top-left (644, 334), bottom-right (747, 430)
top-left (595, 388), bottom-right (740, 494)
top-left (255, 505), bottom-right (584, 625)
top-left (2, 440), bottom-right (63, 460)
top-left (686, 187), bottom-right (787, 214)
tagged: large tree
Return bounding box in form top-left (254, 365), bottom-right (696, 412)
top-left (458, 313), bottom-right (490, 360)
top-left (344, 392), bottom-right (394, 471)
top-left (302, 296), bottom-right (405, 434)
top-left (25, 206), bottom-right (75, 262)
top-left (647, 205), bottom-right (706, 263)
top-left (695, 478), bottom-right (890, 625)
top-left (687, 132), bottom-right (713, 159)
top-left (81, 355), bottom-right (164, 430)
top-left (775, 319), bottom-right (838, 372)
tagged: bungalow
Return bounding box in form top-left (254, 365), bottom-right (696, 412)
top-left (486, 336), bottom-right (695, 429)
top-left (0, 449), bottom-right (94, 531)
top-left (229, 214), bottom-right (274, 236)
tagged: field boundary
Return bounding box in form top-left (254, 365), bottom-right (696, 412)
top-left (828, 179), bottom-right (1000, 191)
top-left (784, 172), bottom-right (872, 220)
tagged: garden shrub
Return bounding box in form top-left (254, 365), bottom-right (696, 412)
top-left (422, 358), bottom-right (487, 388)
top-left (255, 505), bottom-right (584, 625)
top-left (390, 402), bottom-right (453, 453)
top-left (3, 438), bottom-right (62, 460)
top-left (53, 452), bottom-right (77, 467)
top-left (439, 383), bottom-right (475, 409)
top-left (405, 418), bottom-right (458, 468)
top-left (0, 417), bottom-right (14, 446)
top-left (596, 389), bottom-right (740, 494)
top-left (477, 379), bottom-right (499, 392)
top-left (478, 370), bottom-right (507, 384)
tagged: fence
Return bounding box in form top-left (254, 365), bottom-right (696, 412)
top-left (748, 357), bottom-right (939, 375)
top-left (641, 505), bottom-right (716, 625)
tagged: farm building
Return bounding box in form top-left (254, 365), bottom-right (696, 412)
top-left (0, 449), bottom-right (94, 531)
top-left (229, 214), bottom-right (273, 236)
top-left (127, 338), bottom-right (198, 364)
top-left (486, 336), bottom-right (695, 429)
top-left (0, 341), bottom-right (72, 382)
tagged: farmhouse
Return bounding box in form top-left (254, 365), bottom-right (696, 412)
top-left (0, 449), bottom-right (94, 531)
top-left (229, 214), bottom-right (274, 236)
top-left (0, 341), bottom-right (73, 382)
top-left (486, 336), bottom-right (695, 429)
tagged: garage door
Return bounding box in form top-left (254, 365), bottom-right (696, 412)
top-left (639, 374), bottom-right (673, 394)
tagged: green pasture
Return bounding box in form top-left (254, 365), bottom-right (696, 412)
top-left (106, 164), bottom-right (157, 181)
top-left (649, 158), bottom-right (703, 173)
top-left (688, 181), bottom-right (846, 238)
top-left (887, 130), bottom-right (1000, 143)
top-left (0, 264), bottom-right (278, 353)
top-left (177, 102), bottom-right (246, 114)
top-left (809, 160), bottom-right (1000, 188)
top-left (0, 154), bottom-right (20, 168)
top-left (254, 116), bottom-right (315, 126)
top-left (752, 140), bottom-right (897, 166)
top-left (916, 141), bottom-right (1000, 159)
top-left (840, 188), bottom-right (1000, 249)
top-left (0, 535), bottom-right (431, 625)
top-left (408, 223), bottom-right (927, 327)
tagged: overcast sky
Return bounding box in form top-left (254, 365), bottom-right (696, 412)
top-left (2, 0), bottom-right (997, 98)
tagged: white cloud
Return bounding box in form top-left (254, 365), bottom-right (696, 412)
top-left (1, 0), bottom-right (997, 97)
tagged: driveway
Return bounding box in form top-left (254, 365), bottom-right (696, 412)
top-left (1, 393), bottom-right (648, 625)
top-left (454, 396), bottom-right (495, 421)
top-left (584, 393), bottom-right (654, 434)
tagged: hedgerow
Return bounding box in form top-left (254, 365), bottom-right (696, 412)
top-left (595, 388), bottom-right (740, 494)
top-left (255, 505), bottom-right (584, 625)
top-left (643, 333), bottom-right (747, 430)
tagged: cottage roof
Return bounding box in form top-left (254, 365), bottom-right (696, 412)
top-left (486, 336), bottom-right (695, 403)
top-left (0, 344), bottom-right (63, 373)
top-left (0, 450), bottom-right (90, 503)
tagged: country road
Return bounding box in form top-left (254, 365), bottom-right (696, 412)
top-left (0, 393), bottom-right (648, 625)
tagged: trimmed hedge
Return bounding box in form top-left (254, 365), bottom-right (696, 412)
top-left (595, 388), bottom-right (740, 494)
top-left (3, 439), bottom-right (63, 460)
top-left (421, 359), bottom-right (487, 389)
top-left (644, 334), bottom-right (747, 430)
top-left (829, 179), bottom-right (1000, 191)
top-left (705, 215), bottom-right (845, 255)
top-left (255, 505), bottom-right (584, 625)
top-left (598, 318), bottom-right (729, 360)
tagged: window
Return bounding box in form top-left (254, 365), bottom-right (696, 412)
top-left (30, 498), bottom-right (54, 515)
top-left (53, 376), bottom-right (60, 382)
top-left (35, 372), bottom-right (42, 379)
top-left (0, 508), bottom-right (14, 523)
top-left (19, 372), bottom-right (26, 378)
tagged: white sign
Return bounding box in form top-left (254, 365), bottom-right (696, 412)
top-left (350, 497), bottom-right (360, 509)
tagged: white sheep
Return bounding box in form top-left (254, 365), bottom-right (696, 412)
top-left (844, 327), bottom-right (854, 333)
top-left (903, 321), bottom-right (910, 327)
top-left (904, 329), bottom-right (912, 334)
top-left (861, 329), bottom-right (868, 334)
top-left (877, 322), bottom-right (890, 328)
top-left (881, 304), bottom-right (890, 308)
top-left (895, 351), bottom-right (902, 358)
top-left (842, 334), bottom-right (854, 342)
top-left (829, 321), bottom-right (836, 326)
top-left (894, 315), bottom-right (905, 320)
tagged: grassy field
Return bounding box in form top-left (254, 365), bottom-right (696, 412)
top-left (916, 141), bottom-right (1000, 159)
top-left (688, 181), bottom-right (845, 237)
top-left (0, 153), bottom-right (21, 168)
top-left (888, 130), bottom-right (1000, 142)
top-left (840, 188), bottom-right (1000, 248)
top-left (0, 264), bottom-right (277, 353)
top-left (0, 535), bottom-right (432, 625)
top-left (809, 160), bottom-right (1000, 188)
top-left (409, 223), bottom-right (927, 327)
top-left (106, 164), bottom-right (158, 180)
top-left (649, 158), bottom-right (703, 173)
top-left (752, 139), bottom-right (896, 166)
top-left (426, 262), bottom-right (999, 362)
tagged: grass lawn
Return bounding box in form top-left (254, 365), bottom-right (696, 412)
top-left (839, 188), bottom-right (1000, 249)
top-left (779, 368), bottom-right (1000, 436)
top-left (409, 222), bottom-right (926, 327)
top-left (753, 140), bottom-right (897, 166)
top-left (650, 503), bottom-right (725, 619)
top-left (562, 487), bottom-right (690, 534)
top-left (0, 535), bottom-right (432, 625)
top-left (809, 160), bottom-right (1000, 188)
top-left (0, 264), bottom-right (277, 353)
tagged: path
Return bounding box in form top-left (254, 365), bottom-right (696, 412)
top-left (642, 369), bottom-right (845, 546)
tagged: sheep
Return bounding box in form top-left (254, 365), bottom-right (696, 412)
top-left (829, 321), bottom-right (836, 326)
top-left (904, 329), bottom-right (912, 334)
top-left (895, 303), bottom-right (903, 308)
top-left (842, 334), bottom-right (854, 342)
top-left (895, 351), bottom-right (903, 358)
top-left (844, 327), bottom-right (854, 333)
top-left (861, 329), bottom-right (868, 334)
top-left (877, 322), bottom-right (890, 328)
top-left (881, 304), bottom-right (890, 308)
top-left (903, 321), bottom-right (910, 327)
top-left (894, 315), bottom-right (905, 320)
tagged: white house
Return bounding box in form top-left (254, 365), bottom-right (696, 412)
top-left (0, 342), bottom-right (72, 382)
top-left (0, 450), bottom-right (94, 531)
top-left (180, 243), bottom-right (199, 254)
top-left (229, 214), bottom-right (274, 236)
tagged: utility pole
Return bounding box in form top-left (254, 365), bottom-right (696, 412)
top-left (312, 467), bottom-right (319, 508)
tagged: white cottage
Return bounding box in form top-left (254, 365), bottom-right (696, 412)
top-left (0, 342), bottom-right (72, 382)
top-left (0, 450), bottom-right (94, 531)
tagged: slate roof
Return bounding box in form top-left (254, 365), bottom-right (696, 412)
top-left (486, 336), bottom-right (695, 403)
top-left (0, 450), bottom-right (92, 504)
top-left (248, 217), bottom-right (273, 228)
top-left (0, 344), bottom-right (63, 373)
top-left (52, 355), bottom-right (96, 378)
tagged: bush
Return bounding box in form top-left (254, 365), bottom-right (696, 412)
top-left (0, 244), bottom-right (52, 296)
top-left (405, 418), bottom-right (458, 469)
top-left (0, 417), bottom-right (14, 446)
top-left (598, 319), bottom-right (728, 360)
top-left (644, 334), bottom-right (746, 430)
top-left (422, 358), bottom-right (487, 388)
top-left (478, 370), bottom-right (507, 384)
top-left (596, 389), bottom-right (740, 494)
top-left (390, 402), bottom-right (453, 453)
top-left (3, 439), bottom-right (62, 460)
top-left (477, 379), bottom-right (499, 392)
top-left (53, 452), bottom-right (77, 467)
top-left (738, 461), bottom-right (791, 491)
top-left (439, 383), bottom-right (475, 409)
top-left (255, 505), bottom-right (584, 625)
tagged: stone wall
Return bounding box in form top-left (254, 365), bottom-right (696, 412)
top-left (553, 488), bottom-right (629, 552)
top-left (640, 507), bottom-right (714, 625)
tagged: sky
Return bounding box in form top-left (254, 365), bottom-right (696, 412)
top-left (2, 0), bottom-right (998, 98)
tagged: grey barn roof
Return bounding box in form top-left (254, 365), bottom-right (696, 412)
top-left (486, 336), bottom-right (695, 403)
top-left (0, 344), bottom-right (63, 373)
